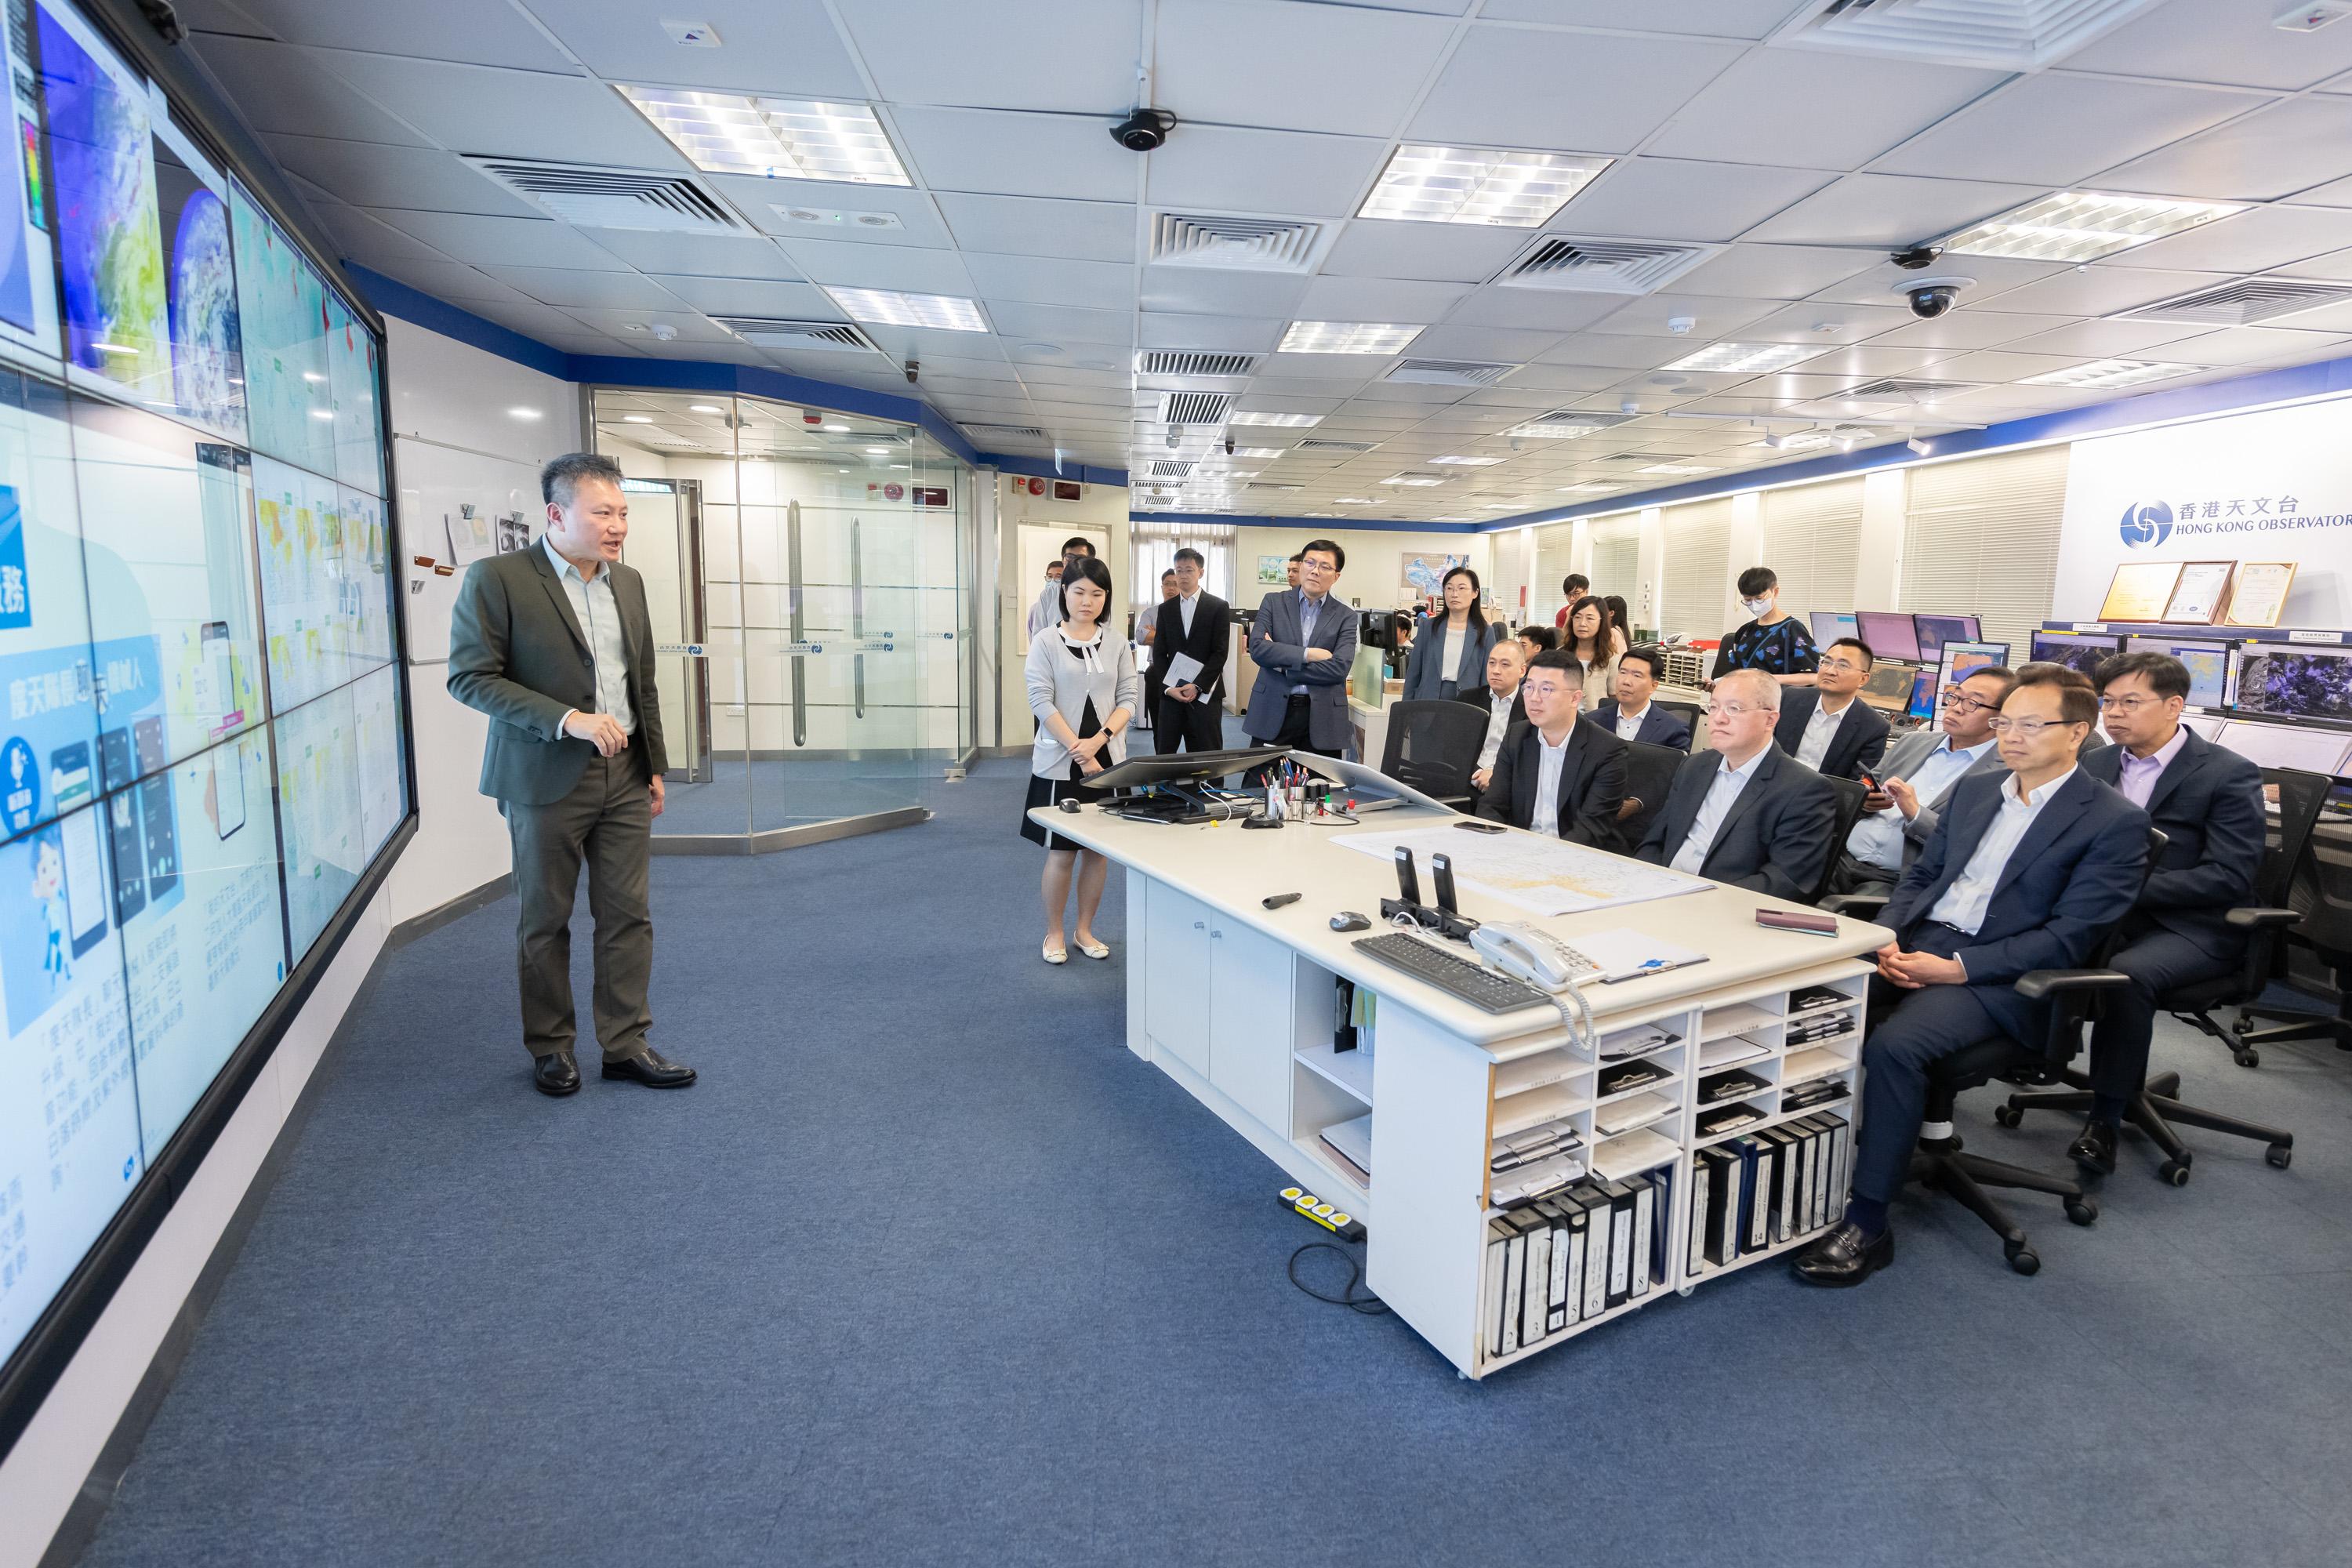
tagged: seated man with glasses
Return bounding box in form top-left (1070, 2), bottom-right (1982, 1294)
top-left (2063, 652), bottom-right (2265, 1174)
top-left (1635, 669), bottom-right (1838, 901)
top-left (1834, 665), bottom-right (2016, 895)
top-left (1475, 649), bottom-right (1629, 846)
top-left (1793, 666), bottom-right (2149, 1286)
top-left (1772, 637), bottom-right (1889, 781)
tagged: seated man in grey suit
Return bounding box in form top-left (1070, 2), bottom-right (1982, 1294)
top-left (1635, 669), bottom-right (1839, 902)
top-left (1835, 664), bottom-right (2014, 895)
top-left (1473, 650), bottom-right (1628, 846)
top-left (1242, 539), bottom-right (1356, 762)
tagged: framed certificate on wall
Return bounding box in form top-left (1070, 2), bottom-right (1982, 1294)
top-left (2223, 561), bottom-right (2298, 627)
top-left (2161, 561), bottom-right (2235, 623)
top-left (2099, 561), bottom-right (2182, 622)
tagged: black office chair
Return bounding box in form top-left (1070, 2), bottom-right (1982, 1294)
top-left (1379, 699), bottom-right (1489, 810)
top-left (2226, 778), bottom-right (2352, 1065)
top-left (1994, 768), bottom-right (2323, 1181)
top-left (1614, 739), bottom-right (1683, 851)
top-left (1657, 699), bottom-right (1704, 750)
top-left (1809, 777), bottom-right (1870, 906)
top-left (1819, 826), bottom-right (2166, 1274)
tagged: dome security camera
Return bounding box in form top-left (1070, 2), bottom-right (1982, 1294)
top-left (1891, 275), bottom-right (1973, 321)
top-left (1224, 435), bottom-right (1236, 456)
top-left (903, 358), bottom-right (920, 383)
top-left (1109, 108), bottom-right (1176, 152)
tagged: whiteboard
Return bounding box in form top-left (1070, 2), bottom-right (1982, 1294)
top-left (393, 436), bottom-right (541, 663)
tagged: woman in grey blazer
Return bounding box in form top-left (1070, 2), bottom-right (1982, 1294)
top-left (1402, 566), bottom-right (1501, 702)
top-left (1024, 557), bottom-right (1138, 965)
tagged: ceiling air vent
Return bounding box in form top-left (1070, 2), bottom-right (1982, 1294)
top-left (1841, 378), bottom-right (1973, 401)
top-left (1294, 438), bottom-right (1376, 452)
top-left (964, 423), bottom-right (1047, 441)
top-left (712, 317), bottom-right (881, 353)
top-left (2115, 278), bottom-right (2352, 328)
top-left (1151, 459), bottom-right (1195, 477)
top-left (463, 157), bottom-right (748, 235)
top-left (1161, 390), bottom-right (1232, 424)
top-left (1774, 0), bottom-right (2160, 71)
top-left (1150, 212), bottom-right (1327, 273)
top-left (1248, 481), bottom-right (1305, 492)
top-left (1497, 236), bottom-right (1719, 296)
top-left (1602, 452), bottom-right (1692, 464)
top-left (1385, 358), bottom-right (1514, 387)
top-left (1518, 409), bottom-right (1632, 434)
top-left (1138, 350), bottom-right (1258, 379)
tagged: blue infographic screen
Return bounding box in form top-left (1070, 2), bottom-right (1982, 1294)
top-left (0, 0), bottom-right (405, 1389)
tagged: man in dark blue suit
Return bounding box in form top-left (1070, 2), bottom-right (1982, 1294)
top-left (2067, 652), bottom-right (2265, 1173)
top-left (1594, 645), bottom-right (1692, 750)
top-left (1772, 637), bottom-right (1889, 781)
top-left (1635, 670), bottom-right (1838, 902)
top-left (1242, 539), bottom-right (1356, 761)
top-left (1794, 666), bottom-right (2149, 1286)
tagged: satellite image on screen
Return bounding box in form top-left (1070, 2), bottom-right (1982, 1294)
top-left (2029, 634), bottom-right (2118, 680)
top-left (2234, 648), bottom-right (2352, 724)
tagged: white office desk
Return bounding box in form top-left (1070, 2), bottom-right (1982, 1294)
top-left (1031, 800), bottom-right (1893, 1377)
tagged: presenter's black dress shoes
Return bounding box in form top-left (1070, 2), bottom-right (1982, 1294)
top-left (533, 1051), bottom-right (581, 1097)
top-left (2067, 1117), bottom-right (2118, 1175)
top-left (1791, 1221), bottom-right (1893, 1287)
top-left (602, 1047), bottom-right (697, 1088)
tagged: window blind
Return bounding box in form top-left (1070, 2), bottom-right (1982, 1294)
top-left (1897, 445), bottom-right (2071, 658)
top-left (1590, 517), bottom-right (1641, 617)
top-left (1658, 498), bottom-right (1733, 641)
top-left (1128, 521), bottom-right (1236, 608)
top-left (1760, 478), bottom-right (1864, 619)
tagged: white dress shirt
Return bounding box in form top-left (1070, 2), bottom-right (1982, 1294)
top-left (1613, 701), bottom-right (1653, 742)
top-left (1846, 736), bottom-right (1995, 872)
top-left (1178, 589), bottom-right (1200, 637)
top-left (1441, 625), bottom-right (1467, 688)
top-left (545, 536), bottom-right (634, 738)
top-left (1670, 746), bottom-right (1769, 875)
top-left (1927, 767), bottom-right (2076, 935)
top-left (1478, 688), bottom-right (1516, 771)
top-left (1793, 696), bottom-right (1852, 771)
top-left (1531, 725), bottom-right (1575, 839)
top-left (2114, 725), bottom-right (2187, 809)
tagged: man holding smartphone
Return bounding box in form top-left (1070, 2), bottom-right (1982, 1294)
top-left (1834, 666), bottom-right (2014, 895)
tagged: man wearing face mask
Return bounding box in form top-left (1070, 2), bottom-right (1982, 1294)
top-left (1710, 566), bottom-right (1818, 689)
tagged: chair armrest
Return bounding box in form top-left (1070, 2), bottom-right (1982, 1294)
top-left (1433, 793), bottom-right (1472, 811)
top-left (2224, 906), bottom-right (2301, 930)
top-left (1820, 893), bottom-right (1888, 919)
top-left (2013, 968), bottom-right (2132, 1001)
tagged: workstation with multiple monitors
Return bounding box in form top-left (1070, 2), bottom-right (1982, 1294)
top-left (0, 0), bottom-right (411, 1457)
top-left (1807, 610), bottom-right (1984, 669)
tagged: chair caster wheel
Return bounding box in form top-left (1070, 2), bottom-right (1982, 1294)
top-left (2234, 1047), bottom-right (2259, 1069)
top-left (1677, 1284), bottom-right (1695, 1298)
top-left (1993, 1104), bottom-right (2023, 1129)
top-left (2267, 1143), bottom-right (2292, 1170)
top-left (2005, 1242), bottom-right (2040, 1276)
top-left (2157, 1160), bottom-right (2190, 1188)
top-left (2065, 1196), bottom-right (2099, 1225)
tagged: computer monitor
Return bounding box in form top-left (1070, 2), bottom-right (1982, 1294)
top-left (1860, 662), bottom-right (1915, 711)
top-left (1912, 614), bottom-right (1980, 662)
top-left (1904, 669), bottom-right (1939, 724)
top-left (1809, 610), bottom-right (1858, 648)
top-left (2028, 630), bottom-right (2122, 679)
top-left (2232, 644), bottom-right (2352, 724)
top-left (2215, 720), bottom-right (2352, 777)
top-left (1854, 610), bottom-right (1922, 664)
top-left (2124, 635), bottom-right (2230, 708)
top-left (1087, 746), bottom-right (1275, 793)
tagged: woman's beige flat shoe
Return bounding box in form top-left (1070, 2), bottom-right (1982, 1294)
top-left (1043, 939), bottom-right (1069, 965)
top-left (1076, 937), bottom-right (1110, 960)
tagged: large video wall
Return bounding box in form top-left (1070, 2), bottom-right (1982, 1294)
top-left (0, 0), bottom-right (406, 1384)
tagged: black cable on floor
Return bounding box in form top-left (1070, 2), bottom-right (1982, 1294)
top-left (1287, 1241), bottom-right (1389, 1315)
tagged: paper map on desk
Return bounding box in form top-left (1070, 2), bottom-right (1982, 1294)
top-left (1331, 826), bottom-right (1711, 916)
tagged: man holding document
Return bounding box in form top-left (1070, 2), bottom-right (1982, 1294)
top-left (1147, 546), bottom-right (1230, 754)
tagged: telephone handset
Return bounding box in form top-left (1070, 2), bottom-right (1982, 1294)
top-left (1469, 922), bottom-right (1599, 993)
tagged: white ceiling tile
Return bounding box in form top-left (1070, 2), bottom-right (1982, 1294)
top-left (840, 0), bottom-right (1141, 112)
top-left (1498, 363), bottom-right (1630, 392)
top-left (1809, 255), bottom-right (2067, 309)
top-left (1138, 267), bottom-right (1310, 317)
top-left (587, 230), bottom-right (804, 280)
top-left (1155, 0), bottom-right (1454, 137)
top-left (1534, 334), bottom-right (1690, 369)
top-left (1668, 244), bottom-right (1879, 300)
top-left (1477, 0), bottom-right (1802, 35)
top-left (775, 240), bottom-right (975, 294)
top-left (855, 324), bottom-right (1019, 360)
top-left (702, 180), bottom-right (954, 246)
top-left (2155, 326), bottom-right (2351, 367)
top-left (659, 278), bottom-right (837, 318)
top-left (1737, 300), bottom-right (1918, 344)
top-left (1139, 314), bottom-right (1287, 351)
top-left (354, 256), bottom-right (519, 303)
top-left (1318, 223), bottom-right (1532, 283)
top-left (194, 38), bottom-right (435, 145)
top-left (2287, 172), bottom-right (2352, 211)
top-left (1985, 318), bottom-right (2207, 358)
top-left (365, 209), bottom-right (633, 270)
top-left (891, 108), bottom-right (1138, 201)
top-left (1866, 309), bottom-right (2087, 350)
top-left (314, 56), bottom-right (691, 169)
top-left (1766, 343), bottom-right (1972, 378)
top-left (935, 194), bottom-right (1138, 262)
top-left (2099, 203), bottom-right (2352, 274)
top-left (1297, 278), bottom-right (1472, 320)
top-left (535, 0), bottom-right (864, 96)
top-left (1646, 49), bottom-right (2005, 172)
top-left (560, 308), bottom-right (739, 344)
top-left (2096, 98), bottom-right (2352, 202)
top-left (1976, 266), bottom-right (2228, 317)
top-left (961, 254), bottom-right (1135, 311)
top-left (1148, 128), bottom-right (1388, 220)
top-left (1741, 173), bottom-right (2052, 248)
top-left (1929, 349), bottom-right (2099, 383)
top-left (1548, 158), bottom-right (1835, 243)
top-left (1411, 325), bottom-right (1571, 361)
top-left (201, 0), bottom-right (574, 68)
top-left (1873, 74), bottom-right (2270, 187)
top-left (1443, 290), bottom-right (1627, 332)
top-left (1586, 294), bottom-right (1781, 339)
top-left (260, 134), bottom-right (536, 217)
top-left (465, 295), bottom-right (601, 338)
top-left (982, 302), bottom-right (1135, 343)
top-left (304, 201), bottom-right (450, 266)
top-left (1410, 27), bottom-right (1746, 154)
top-left (2068, 0), bottom-right (2352, 91)
top-left (478, 267), bottom-right (691, 311)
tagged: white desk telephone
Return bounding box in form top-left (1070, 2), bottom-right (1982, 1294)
top-left (1470, 924), bottom-right (1599, 993)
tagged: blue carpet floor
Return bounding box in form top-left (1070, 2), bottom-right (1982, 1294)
top-left (654, 756), bottom-right (949, 835)
top-left (71, 759), bottom-right (2352, 1567)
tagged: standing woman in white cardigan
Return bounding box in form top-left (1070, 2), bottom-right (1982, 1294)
top-left (1024, 555), bottom-right (1138, 964)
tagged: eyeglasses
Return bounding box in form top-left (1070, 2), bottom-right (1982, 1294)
top-left (1940, 688), bottom-right (1999, 714)
top-left (1818, 657), bottom-right (1867, 674)
top-left (2097, 695), bottom-right (2166, 713)
top-left (1711, 702), bottom-right (1764, 718)
top-left (1987, 716), bottom-right (2085, 739)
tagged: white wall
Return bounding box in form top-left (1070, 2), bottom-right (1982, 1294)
top-left (1229, 525), bottom-right (1491, 614)
top-left (997, 474), bottom-right (1127, 744)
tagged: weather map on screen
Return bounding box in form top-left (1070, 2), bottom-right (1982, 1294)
top-left (230, 185), bottom-right (332, 474)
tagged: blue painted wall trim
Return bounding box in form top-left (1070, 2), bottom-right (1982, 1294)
top-left (1130, 511), bottom-right (1480, 534)
top-left (993, 453), bottom-right (1130, 487)
top-left (348, 265), bottom-right (570, 380)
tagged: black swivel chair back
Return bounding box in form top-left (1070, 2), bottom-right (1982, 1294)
top-left (1380, 699), bottom-right (1490, 810)
top-left (1657, 700), bottom-right (1704, 750)
top-left (1809, 777), bottom-right (1870, 906)
top-left (2218, 768), bottom-right (2339, 1065)
top-left (1616, 740), bottom-right (1684, 851)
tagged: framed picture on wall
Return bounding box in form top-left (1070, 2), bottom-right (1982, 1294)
top-left (2098, 561), bottom-right (2181, 622)
top-left (1401, 551), bottom-right (1468, 600)
top-left (1256, 554), bottom-right (1287, 585)
top-left (2223, 561), bottom-right (2297, 628)
top-left (2161, 561), bottom-right (2235, 623)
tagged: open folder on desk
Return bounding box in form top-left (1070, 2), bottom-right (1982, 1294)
top-left (1569, 928), bottom-right (1708, 984)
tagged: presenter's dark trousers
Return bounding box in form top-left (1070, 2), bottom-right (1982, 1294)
top-left (1247, 692), bottom-right (1339, 783)
top-left (2086, 916), bottom-right (2235, 1102)
top-left (504, 746), bottom-right (654, 1064)
top-left (1154, 690), bottom-right (1223, 754)
top-left (1852, 922), bottom-right (2022, 1206)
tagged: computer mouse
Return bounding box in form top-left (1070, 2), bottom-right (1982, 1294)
top-left (1330, 911), bottom-right (1371, 932)
top-left (1058, 797), bottom-right (1082, 814)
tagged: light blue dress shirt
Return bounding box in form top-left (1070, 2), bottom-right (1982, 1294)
top-left (1292, 588), bottom-right (1330, 695)
top-left (1846, 737), bottom-right (1995, 872)
top-left (544, 536), bottom-right (634, 737)
top-left (1926, 767), bottom-right (2076, 935)
top-left (1669, 745), bottom-right (1769, 875)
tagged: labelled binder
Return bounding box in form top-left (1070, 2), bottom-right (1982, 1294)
top-left (1627, 1174), bottom-right (1656, 1299)
top-left (1824, 1112), bottom-right (1852, 1214)
top-left (1599, 1179), bottom-right (1636, 1308)
top-left (1575, 1183), bottom-right (1611, 1320)
top-left (1500, 1213), bottom-right (1529, 1356)
top-left (1698, 1146), bottom-right (1739, 1267)
top-left (1686, 1153), bottom-right (1712, 1276)
top-left (1485, 1218), bottom-right (1513, 1358)
top-left (1522, 1210), bottom-right (1553, 1350)
top-left (1762, 1126), bottom-right (1800, 1245)
top-left (1789, 1116), bottom-right (1822, 1232)
top-left (1531, 1199), bottom-right (1570, 1334)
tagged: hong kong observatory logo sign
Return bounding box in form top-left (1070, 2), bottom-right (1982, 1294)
top-left (2119, 492), bottom-right (2347, 546)
top-left (2119, 501), bottom-right (2172, 550)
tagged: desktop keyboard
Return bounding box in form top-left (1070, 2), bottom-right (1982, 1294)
top-left (1352, 933), bottom-right (1554, 1014)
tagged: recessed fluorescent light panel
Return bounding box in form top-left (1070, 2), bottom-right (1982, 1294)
top-left (1559, 482), bottom-right (1621, 492)
top-left (1358, 144), bottom-right (1611, 227)
top-left (615, 86), bottom-right (911, 185)
top-left (1229, 411), bottom-right (1323, 426)
top-left (1278, 321), bottom-right (1424, 354)
top-left (2020, 358), bottom-right (2198, 389)
top-left (1663, 342), bottom-right (1823, 374)
top-left (1381, 473), bottom-right (1447, 487)
top-left (822, 286), bottom-right (988, 332)
top-left (1639, 463), bottom-right (1714, 475)
top-left (1507, 416), bottom-right (1613, 439)
top-left (1230, 447), bottom-right (1283, 458)
top-left (1940, 191), bottom-right (2242, 264)
top-left (1431, 455), bottom-right (1502, 466)
top-left (1334, 497), bottom-right (1376, 505)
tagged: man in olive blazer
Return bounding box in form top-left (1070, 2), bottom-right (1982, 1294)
top-left (448, 452), bottom-right (695, 1097)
